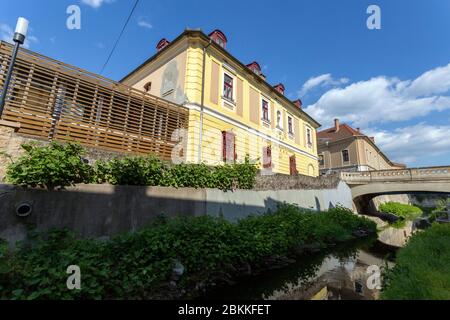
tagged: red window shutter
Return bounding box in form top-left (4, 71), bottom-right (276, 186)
top-left (263, 146), bottom-right (272, 169)
top-left (289, 155), bottom-right (298, 176)
top-left (222, 131), bottom-right (227, 162)
top-left (222, 131), bottom-right (236, 163)
top-left (234, 136), bottom-right (237, 161)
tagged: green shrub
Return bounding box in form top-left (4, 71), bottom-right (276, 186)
top-left (92, 154), bottom-right (258, 191)
top-left (6, 142), bottom-right (258, 191)
top-left (382, 224), bottom-right (450, 300)
top-left (5, 142), bottom-right (91, 190)
top-left (0, 205), bottom-right (376, 300)
top-left (92, 155), bottom-right (167, 186)
top-left (379, 202), bottom-right (423, 221)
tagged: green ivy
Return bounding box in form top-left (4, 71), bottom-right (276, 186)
top-left (0, 205), bottom-right (376, 300)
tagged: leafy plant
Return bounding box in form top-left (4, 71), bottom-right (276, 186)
top-left (379, 202), bottom-right (423, 221)
top-left (0, 205), bottom-right (376, 300)
top-left (5, 142), bottom-right (91, 190)
top-left (382, 224), bottom-right (450, 300)
top-left (91, 154), bottom-right (258, 191)
top-left (6, 142), bottom-right (258, 191)
top-left (92, 155), bottom-right (167, 186)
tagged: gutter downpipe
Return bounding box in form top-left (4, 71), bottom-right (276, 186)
top-left (198, 39), bottom-right (212, 164)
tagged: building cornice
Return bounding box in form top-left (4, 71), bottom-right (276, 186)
top-left (120, 29), bottom-right (321, 129)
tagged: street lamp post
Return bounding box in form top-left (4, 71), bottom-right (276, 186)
top-left (0, 17), bottom-right (29, 118)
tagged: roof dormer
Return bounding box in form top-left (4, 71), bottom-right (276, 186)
top-left (209, 29), bottom-right (227, 49)
top-left (247, 61), bottom-right (263, 76)
top-left (273, 83), bottom-right (285, 95)
top-left (156, 38), bottom-right (170, 52)
top-left (293, 99), bottom-right (303, 109)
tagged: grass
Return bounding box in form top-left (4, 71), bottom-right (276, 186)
top-left (382, 223), bottom-right (450, 300)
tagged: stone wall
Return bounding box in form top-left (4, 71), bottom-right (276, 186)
top-left (0, 121), bottom-right (33, 181)
top-left (254, 173), bottom-right (340, 191)
top-left (0, 182), bottom-right (353, 246)
top-left (0, 121), bottom-right (129, 182)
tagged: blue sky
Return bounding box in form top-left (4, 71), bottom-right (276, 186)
top-left (1, 0), bottom-right (450, 167)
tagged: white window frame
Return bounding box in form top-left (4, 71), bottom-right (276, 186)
top-left (221, 69), bottom-right (236, 110)
top-left (287, 114), bottom-right (294, 138)
top-left (261, 96), bottom-right (271, 125)
top-left (305, 125), bottom-right (313, 148)
top-left (276, 109), bottom-right (283, 130)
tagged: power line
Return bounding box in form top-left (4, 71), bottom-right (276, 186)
top-left (99, 0), bottom-right (140, 75)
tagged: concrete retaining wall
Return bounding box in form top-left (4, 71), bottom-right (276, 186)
top-left (206, 182), bottom-right (353, 221)
top-left (0, 182), bottom-right (353, 245)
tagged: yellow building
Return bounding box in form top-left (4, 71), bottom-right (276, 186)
top-left (121, 29), bottom-right (320, 177)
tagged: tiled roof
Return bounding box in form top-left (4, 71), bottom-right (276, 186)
top-left (317, 123), bottom-right (362, 142)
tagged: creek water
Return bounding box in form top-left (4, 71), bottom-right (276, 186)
top-left (201, 238), bottom-right (397, 300)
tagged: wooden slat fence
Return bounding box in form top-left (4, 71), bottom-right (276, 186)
top-left (0, 41), bottom-right (189, 160)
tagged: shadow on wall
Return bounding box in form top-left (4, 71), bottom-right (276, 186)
top-left (0, 184), bottom-right (340, 246)
top-left (0, 180), bottom-right (354, 246)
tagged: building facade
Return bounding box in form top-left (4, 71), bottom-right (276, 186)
top-left (318, 119), bottom-right (405, 175)
top-left (121, 29), bottom-right (320, 177)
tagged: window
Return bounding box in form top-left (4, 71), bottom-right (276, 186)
top-left (289, 155), bottom-right (298, 176)
top-left (262, 146), bottom-right (272, 169)
top-left (354, 281), bottom-right (363, 294)
top-left (319, 154), bottom-right (324, 166)
top-left (262, 99), bottom-right (270, 122)
top-left (276, 110), bottom-right (282, 129)
top-left (223, 73), bottom-right (234, 101)
top-left (306, 127), bottom-right (313, 146)
top-left (143, 82), bottom-right (152, 93)
top-left (222, 131), bottom-right (236, 163)
top-left (215, 37), bottom-right (225, 48)
top-left (342, 149), bottom-right (350, 163)
top-left (288, 116), bottom-right (294, 135)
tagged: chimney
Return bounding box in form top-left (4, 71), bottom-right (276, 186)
top-left (156, 38), bottom-right (170, 52)
top-left (334, 118), bottom-right (340, 132)
top-left (273, 83), bottom-right (285, 95)
top-left (293, 99), bottom-right (302, 109)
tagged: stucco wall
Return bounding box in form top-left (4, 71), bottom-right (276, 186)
top-left (0, 182), bottom-right (353, 245)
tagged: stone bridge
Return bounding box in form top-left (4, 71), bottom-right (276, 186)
top-left (340, 166), bottom-right (450, 213)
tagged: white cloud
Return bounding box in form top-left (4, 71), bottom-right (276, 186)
top-left (137, 18), bottom-right (153, 29)
top-left (81, 0), bottom-right (115, 9)
top-left (305, 63), bottom-right (450, 128)
top-left (299, 73), bottom-right (349, 96)
top-left (0, 23), bottom-right (38, 49)
top-left (366, 124), bottom-right (450, 165)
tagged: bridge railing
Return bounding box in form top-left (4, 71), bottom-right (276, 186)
top-left (341, 166), bottom-right (450, 184)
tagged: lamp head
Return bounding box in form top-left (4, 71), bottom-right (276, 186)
top-left (13, 17), bottom-right (29, 44)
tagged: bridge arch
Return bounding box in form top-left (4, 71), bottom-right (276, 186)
top-left (340, 167), bottom-right (450, 214)
top-left (351, 182), bottom-right (450, 214)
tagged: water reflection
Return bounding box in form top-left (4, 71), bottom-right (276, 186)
top-left (202, 239), bottom-right (396, 300)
